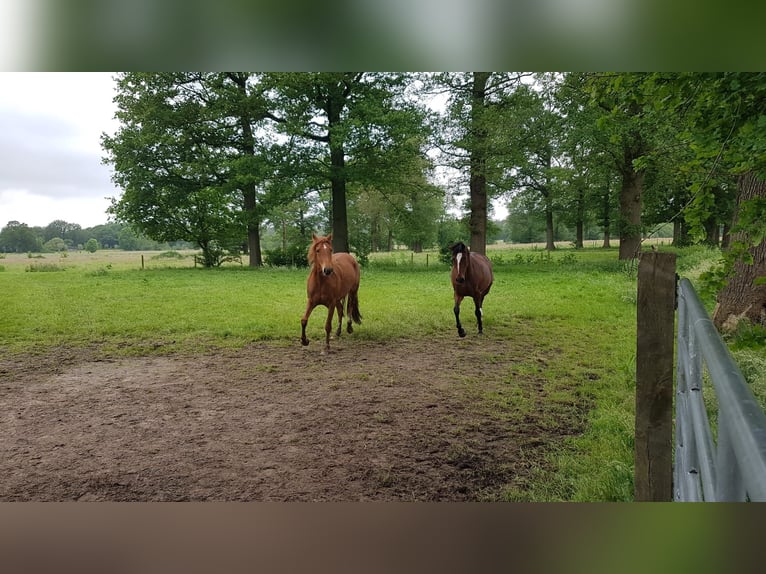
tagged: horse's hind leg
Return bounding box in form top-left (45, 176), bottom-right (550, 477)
top-left (324, 304), bottom-right (336, 351)
top-left (335, 298), bottom-right (345, 337)
top-left (474, 296), bottom-right (484, 335)
top-left (345, 296), bottom-right (354, 334)
top-left (454, 294), bottom-right (466, 338)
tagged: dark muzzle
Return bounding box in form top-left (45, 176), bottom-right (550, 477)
top-left (323, 267), bottom-right (334, 276)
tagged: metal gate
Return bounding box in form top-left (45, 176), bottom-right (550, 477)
top-left (675, 278), bottom-right (766, 501)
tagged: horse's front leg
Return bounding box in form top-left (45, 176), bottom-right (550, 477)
top-left (454, 294), bottom-right (466, 338)
top-left (474, 296), bottom-right (484, 335)
top-left (324, 303), bottom-right (336, 351)
top-left (301, 300), bottom-right (316, 346)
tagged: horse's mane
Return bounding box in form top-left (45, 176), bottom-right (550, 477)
top-left (450, 242), bottom-right (468, 256)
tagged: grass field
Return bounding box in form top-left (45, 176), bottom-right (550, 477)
top-left (2, 242), bottom-right (760, 501)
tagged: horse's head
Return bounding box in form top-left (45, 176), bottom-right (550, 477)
top-left (309, 232), bottom-right (334, 276)
top-left (450, 242), bottom-right (469, 283)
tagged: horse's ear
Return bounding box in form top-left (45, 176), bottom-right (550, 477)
top-left (326, 233), bottom-right (333, 241)
top-left (312, 232), bottom-right (318, 241)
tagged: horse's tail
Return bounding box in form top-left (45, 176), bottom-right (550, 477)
top-left (347, 289), bottom-right (362, 324)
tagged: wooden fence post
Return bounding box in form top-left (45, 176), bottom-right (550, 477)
top-left (635, 251), bottom-right (676, 501)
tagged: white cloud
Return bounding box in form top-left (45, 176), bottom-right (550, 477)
top-left (0, 72), bottom-right (120, 228)
top-left (0, 189), bottom-right (113, 229)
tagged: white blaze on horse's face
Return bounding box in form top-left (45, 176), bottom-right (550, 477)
top-left (320, 242), bottom-right (333, 275)
top-left (454, 252), bottom-right (465, 283)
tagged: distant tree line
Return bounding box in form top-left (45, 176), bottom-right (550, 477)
top-left (0, 220), bottom-right (192, 253)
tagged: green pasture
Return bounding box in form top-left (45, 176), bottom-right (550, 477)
top-left (1, 244), bottom-right (753, 501)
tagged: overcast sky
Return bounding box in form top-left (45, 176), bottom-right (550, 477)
top-left (0, 72), bottom-right (509, 231)
top-left (0, 72), bottom-right (119, 229)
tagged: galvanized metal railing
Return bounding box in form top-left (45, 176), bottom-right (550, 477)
top-left (675, 278), bottom-right (766, 501)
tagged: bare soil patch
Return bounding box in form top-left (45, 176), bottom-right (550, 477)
top-left (0, 336), bottom-right (584, 501)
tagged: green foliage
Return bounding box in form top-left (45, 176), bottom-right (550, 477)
top-left (264, 244), bottom-right (309, 268)
top-left (0, 221), bottom-right (42, 253)
top-left (84, 238), bottom-right (99, 253)
top-left (42, 237), bottom-right (67, 252)
top-left (732, 350), bottom-right (766, 409)
top-left (727, 320), bottom-right (766, 350)
top-left (193, 242), bottom-right (242, 268)
top-left (438, 242), bottom-right (457, 265)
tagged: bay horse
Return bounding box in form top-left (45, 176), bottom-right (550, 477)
top-left (450, 242), bottom-right (493, 337)
top-left (300, 233), bottom-right (362, 351)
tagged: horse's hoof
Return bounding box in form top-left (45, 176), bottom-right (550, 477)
top-left (301, 338), bottom-right (309, 346)
top-left (458, 329), bottom-right (466, 338)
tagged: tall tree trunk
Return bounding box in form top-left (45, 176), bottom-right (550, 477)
top-left (329, 145), bottom-right (349, 253)
top-left (602, 176), bottom-right (611, 248)
top-left (713, 172), bottom-right (766, 330)
top-left (618, 156), bottom-right (644, 260)
top-left (575, 183), bottom-right (585, 249)
top-left (469, 72), bottom-right (490, 255)
top-left (232, 73), bottom-right (263, 267)
top-left (544, 192), bottom-right (556, 251)
top-left (704, 217), bottom-right (720, 246)
top-left (327, 90), bottom-right (349, 253)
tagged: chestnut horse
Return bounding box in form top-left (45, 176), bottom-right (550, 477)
top-left (450, 242), bottom-right (493, 337)
top-left (300, 233), bottom-right (362, 351)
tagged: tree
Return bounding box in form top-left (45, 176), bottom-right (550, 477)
top-left (84, 238), bottom-right (99, 253)
top-left (502, 80), bottom-right (564, 251)
top-left (350, 130), bottom-right (445, 254)
top-left (43, 237), bottom-right (67, 252)
top-left (712, 172), bottom-right (766, 328)
top-left (0, 221), bottom-right (41, 253)
top-left (89, 223), bottom-right (123, 249)
top-left (44, 220), bottom-right (84, 248)
top-left (433, 72), bottom-right (532, 254)
top-left (555, 73), bottom-right (617, 249)
top-left (467, 72), bottom-right (491, 254)
top-left (666, 73), bottom-right (766, 329)
top-left (103, 73), bottom-right (253, 267)
top-left (263, 73), bottom-right (430, 254)
top-left (586, 73), bottom-right (659, 260)
top-left (205, 73), bottom-right (285, 266)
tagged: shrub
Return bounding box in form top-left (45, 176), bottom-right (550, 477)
top-left (84, 238), bottom-right (99, 253)
top-left (152, 250), bottom-right (185, 260)
top-left (26, 263), bottom-right (65, 272)
top-left (264, 244), bottom-right (309, 268)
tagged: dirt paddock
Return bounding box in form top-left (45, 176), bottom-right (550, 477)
top-left (0, 336), bottom-right (582, 501)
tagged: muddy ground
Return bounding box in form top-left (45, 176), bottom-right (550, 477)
top-left (0, 335), bottom-right (584, 501)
